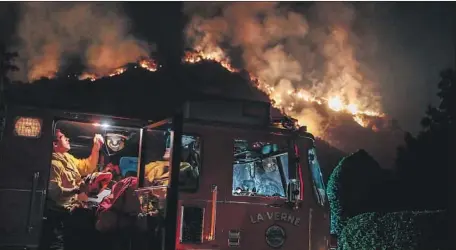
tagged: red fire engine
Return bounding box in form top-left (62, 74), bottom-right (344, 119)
top-left (0, 81), bottom-right (330, 250)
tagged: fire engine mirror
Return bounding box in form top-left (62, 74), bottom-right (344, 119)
top-left (309, 154), bottom-right (315, 161)
top-left (14, 117), bottom-right (42, 138)
top-left (287, 179), bottom-right (300, 203)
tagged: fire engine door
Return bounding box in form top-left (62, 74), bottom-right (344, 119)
top-left (136, 118), bottom-right (176, 188)
top-left (135, 115), bottom-right (183, 250)
top-left (0, 106), bottom-right (54, 249)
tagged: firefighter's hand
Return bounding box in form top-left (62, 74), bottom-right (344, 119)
top-left (63, 186), bottom-right (80, 196)
top-left (79, 181), bottom-right (89, 194)
top-left (77, 192), bottom-right (89, 202)
top-left (93, 134), bottom-right (104, 151)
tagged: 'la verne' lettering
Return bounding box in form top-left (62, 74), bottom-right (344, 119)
top-left (249, 212), bottom-right (301, 226)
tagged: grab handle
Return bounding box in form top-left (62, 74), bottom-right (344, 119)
top-left (26, 171), bottom-right (40, 234)
top-left (208, 184), bottom-right (218, 241)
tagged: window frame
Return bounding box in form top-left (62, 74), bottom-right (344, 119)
top-left (176, 132), bottom-right (203, 193)
top-left (139, 128), bottom-right (204, 193)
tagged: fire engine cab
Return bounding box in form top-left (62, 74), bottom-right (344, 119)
top-left (0, 82), bottom-right (330, 250)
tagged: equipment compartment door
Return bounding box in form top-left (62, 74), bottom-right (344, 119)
top-left (0, 106), bottom-right (54, 249)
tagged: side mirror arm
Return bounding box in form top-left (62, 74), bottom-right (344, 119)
top-left (287, 179), bottom-right (301, 210)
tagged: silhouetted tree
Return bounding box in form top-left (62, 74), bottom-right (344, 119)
top-left (0, 44), bottom-right (19, 141)
top-left (0, 43), bottom-right (19, 88)
top-left (396, 68), bottom-right (454, 210)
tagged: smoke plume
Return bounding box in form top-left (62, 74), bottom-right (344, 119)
top-left (184, 2), bottom-right (382, 137)
top-left (12, 2), bottom-right (152, 82)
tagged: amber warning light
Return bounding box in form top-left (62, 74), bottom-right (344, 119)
top-left (14, 117), bottom-right (42, 138)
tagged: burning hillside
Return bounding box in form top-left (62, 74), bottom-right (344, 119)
top-left (23, 51), bottom-right (393, 136)
top-left (183, 2), bottom-right (386, 137)
top-left (21, 48), bottom-right (389, 135)
top-left (77, 58), bottom-right (159, 82)
top-left (183, 50), bottom-right (387, 133)
top-left (10, 2), bottom-right (389, 136)
top-left (11, 2), bottom-right (153, 82)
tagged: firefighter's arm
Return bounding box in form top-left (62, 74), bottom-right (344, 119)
top-left (68, 151), bottom-right (98, 177)
top-left (71, 134), bottom-right (104, 176)
top-left (48, 162), bottom-right (79, 201)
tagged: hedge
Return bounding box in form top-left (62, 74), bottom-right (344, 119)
top-left (327, 157), bottom-right (344, 235)
top-left (338, 210), bottom-right (447, 250)
top-left (326, 150), bottom-right (384, 236)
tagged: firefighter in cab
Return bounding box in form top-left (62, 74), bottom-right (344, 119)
top-left (144, 148), bottom-right (193, 187)
top-left (40, 129), bottom-right (105, 250)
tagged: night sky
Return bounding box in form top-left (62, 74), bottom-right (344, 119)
top-left (0, 2), bottom-right (454, 134)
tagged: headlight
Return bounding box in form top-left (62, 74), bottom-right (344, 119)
top-left (14, 117), bottom-right (42, 138)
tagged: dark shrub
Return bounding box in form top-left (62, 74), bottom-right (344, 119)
top-left (338, 210), bottom-right (447, 250)
top-left (326, 149), bottom-right (385, 236)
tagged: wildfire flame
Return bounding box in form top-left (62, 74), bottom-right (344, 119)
top-left (52, 47), bottom-right (383, 131)
top-left (138, 58), bottom-right (159, 72)
top-left (183, 51), bottom-right (238, 73)
top-left (78, 58), bottom-right (158, 82)
top-left (182, 50), bottom-right (385, 129)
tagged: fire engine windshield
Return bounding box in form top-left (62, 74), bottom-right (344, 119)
top-left (232, 139), bottom-right (289, 197)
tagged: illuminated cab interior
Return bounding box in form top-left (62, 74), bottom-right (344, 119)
top-left (52, 119), bottom-right (201, 211)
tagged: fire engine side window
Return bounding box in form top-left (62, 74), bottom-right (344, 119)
top-left (142, 130), bottom-right (201, 192)
top-left (308, 147), bottom-right (326, 206)
top-left (232, 139), bottom-right (289, 198)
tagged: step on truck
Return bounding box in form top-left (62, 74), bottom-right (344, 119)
top-left (0, 94), bottom-right (330, 250)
